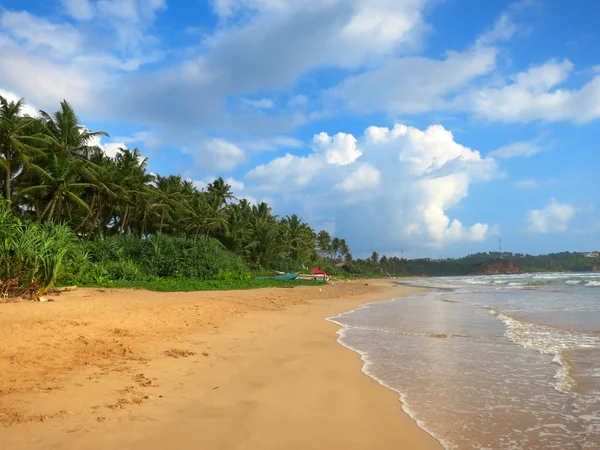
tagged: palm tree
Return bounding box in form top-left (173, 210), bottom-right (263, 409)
top-left (206, 177), bottom-right (234, 211)
top-left (18, 153), bottom-right (93, 223)
top-left (0, 96), bottom-right (45, 202)
top-left (247, 217), bottom-right (284, 266)
top-left (39, 100), bottom-right (107, 159)
top-left (113, 148), bottom-right (154, 235)
top-left (185, 191), bottom-right (228, 237)
top-left (317, 230), bottom-right (332, 256)
top-left (282, 214), bottom-right (315, 263)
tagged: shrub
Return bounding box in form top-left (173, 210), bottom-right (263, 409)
top-left (0, 199), bottom-right (75, 298)
top-left (65, 233), bottom-right (252, 284)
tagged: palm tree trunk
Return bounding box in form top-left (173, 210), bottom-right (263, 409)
top-left (120, 204), bottom-right (130, 234)
top-left (4, 161), bottom-right (10, 201)
top-left (40, 198), bottom-right (55, 222)
top-left (47, 197), bottom-right (57, 223)
top-left (77, 193), bottom-right (96, 232)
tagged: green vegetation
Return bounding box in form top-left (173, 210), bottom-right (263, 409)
top-left (375, 252), bottom-right (600, 277)
top-left (0, 199), bottom-right (74, 298)
top-left (0, 96), bottom-right (373, 296)
top-left (79, 278), bottom-right (321, 292)
top-left (1, 95), bottom-right (597, 297)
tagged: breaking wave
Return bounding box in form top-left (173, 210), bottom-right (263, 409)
top-left (489, 306), bottom-right (600, 393)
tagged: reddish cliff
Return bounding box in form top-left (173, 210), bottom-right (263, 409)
top-left (470, 260), bottom-right (524, 275)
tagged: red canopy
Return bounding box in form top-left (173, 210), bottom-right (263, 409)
top-left (311, 268), bottom-right (326, 275)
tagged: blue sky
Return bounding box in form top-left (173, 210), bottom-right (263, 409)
top-left (1, 0), bottom-right (599, 258)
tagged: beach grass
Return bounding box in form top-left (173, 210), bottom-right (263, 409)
top-left (68, 278), bottom-right (323, 292)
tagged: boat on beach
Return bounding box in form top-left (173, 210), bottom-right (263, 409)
top-left (255, 272), bottom-right (299, 280)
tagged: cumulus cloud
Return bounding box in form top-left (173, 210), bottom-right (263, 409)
top-left (527, 199), bottom-right (575, 233)
top-left (335, 164), bottom-right (381, 193)
top-left (246, 153), bottom-right (324, 189)
top-left (185, 138), bottom-right (247, 172)
top-left (0, 89), bottom-right (39, 116)
top-left (313, 132), bottom-right (362, 166)
top-left (245, 123), bottom-right (498, 252)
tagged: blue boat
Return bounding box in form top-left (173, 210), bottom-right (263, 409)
top-left (256, 272), bottom-right (299, 281)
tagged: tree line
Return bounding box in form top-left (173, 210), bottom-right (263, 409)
top-left (1, 96), bottom-right (362, 293)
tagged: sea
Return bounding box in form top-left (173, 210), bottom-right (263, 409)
top-left (328, 273), bottom-right (600, 449)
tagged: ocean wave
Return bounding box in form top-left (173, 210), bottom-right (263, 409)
top-left (490, 307), bottom-right (600, 393)
top-left (564, 280), bottom-right (600, 287)
top-left (331, 323), bottom-right (467, 339)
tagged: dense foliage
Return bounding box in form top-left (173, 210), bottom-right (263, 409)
top-left (0, 96), bottom-right (360, 292)
top-left (1, 96), bottom-right (596, 296)
top-left (0, 199), bottom-right (74, 298)
top-left (373, 252), bottom-right (600, 277)
top-left (62, 234), bottom-right (251, 285)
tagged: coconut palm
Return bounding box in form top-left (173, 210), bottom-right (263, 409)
top-left (39, 100), bottom-right (107, 159)
top-left (0, 96), bottom-right (46, 202)
top-left (18, 153), bottom-right (93, 223)
top-left (113, 148), bottom-right (154, 235)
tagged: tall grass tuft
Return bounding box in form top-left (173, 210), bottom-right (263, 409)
top-left (0, 200), bottom-right (75, 298)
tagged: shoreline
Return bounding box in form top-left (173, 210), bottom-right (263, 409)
top-left (0, 280), bottom-right (441, 450)
top-left (327, 295), bottom-right (448, 450)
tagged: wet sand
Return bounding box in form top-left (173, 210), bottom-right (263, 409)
top-left (0, 280), bottom-right (441, 450)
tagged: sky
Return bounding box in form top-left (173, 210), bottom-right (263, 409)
top-left (1, 0), bottom-right (599, 258)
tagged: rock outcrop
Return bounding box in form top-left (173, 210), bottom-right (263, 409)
top-left (470, 260), bottom-right (523, 275)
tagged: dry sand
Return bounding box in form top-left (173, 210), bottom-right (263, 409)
top-left (0, 280), bottom-right (441, 450)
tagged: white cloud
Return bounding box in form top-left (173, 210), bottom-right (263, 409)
top-left (462, 59), bottom-right (600, 123)
top-left (527, 199), bottom-right (575, 233)
top-left (476, 13), bottom-right (517, 46)
top-left (313, 132), bottom-right (362, 166)
top-left (102, 142), bottom-right (127, 158)
top-left (245, 123), bottom-right (498, 251)
top-left (117, 0), bottom-right (430, 129)
top-left (0, 89), bottom-right (38, 116)
top-left (335, 164), bottom-right (381, 192)
top-left (489, 140), bottom-right (545, 159)
top-left (327, 46), bottom-right (497, 115)
top-left (515, 179), bottom-right (539, 190)
top-left (185, 138), bottom-right (247, 172)
top-left (88, 135), bottom-right (126, 158)
top-left (246, 153), bottom-right (324, 189)
top-left (0, 2), bottom-right (166, 114)
top-left (60, 0), bottom-right (95, 20)
top-left (0, 11), bottom-right (82, 56)
top-left (113, 131), bottom-right (161, 149)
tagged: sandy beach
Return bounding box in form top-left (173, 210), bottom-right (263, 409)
top-left (0, 280), bottom-right (441, 450)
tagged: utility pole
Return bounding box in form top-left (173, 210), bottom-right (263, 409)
top-left (499, 239), bottom-right (503, 259)
top-left (401, 249), bottom-right (404, 260)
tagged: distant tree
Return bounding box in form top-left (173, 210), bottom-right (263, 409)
top-left (317, 230), bottom-right (332, 256)
top-left (371, 251), bottom-right (379, 264)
